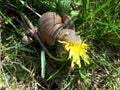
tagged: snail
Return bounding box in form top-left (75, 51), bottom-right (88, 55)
top-left (37, 12), bottom-right (81, 60)
top-left (37, 12), bottom-right (75, 46)
top-left (37, 12), bottom-right (81, 45)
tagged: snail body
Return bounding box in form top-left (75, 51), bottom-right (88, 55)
top-left (37, 12), bottom-right (74, 46)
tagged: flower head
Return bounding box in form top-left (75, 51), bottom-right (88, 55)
top-left (58, 40), bottom-right (90, 69)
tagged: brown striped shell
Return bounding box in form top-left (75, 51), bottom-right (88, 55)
top-left (37, 12), bottom-right (73, 46)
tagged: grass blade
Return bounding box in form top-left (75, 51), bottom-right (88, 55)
top-left (86, 0), bottom-right (112, 19)
top-left (41, 50), bottom-right (46, 78)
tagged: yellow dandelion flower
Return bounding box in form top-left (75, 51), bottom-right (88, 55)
top-left (58, 40), bottom-right (90, 69)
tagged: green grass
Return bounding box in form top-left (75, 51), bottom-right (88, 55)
top-left (0, 0), bottom-right (120, 90)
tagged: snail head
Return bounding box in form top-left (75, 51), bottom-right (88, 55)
top-left (57, 29), bottom-right (81, 45)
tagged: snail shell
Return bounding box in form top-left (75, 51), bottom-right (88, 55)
top-left (37, 12), bottom-right (73, 46)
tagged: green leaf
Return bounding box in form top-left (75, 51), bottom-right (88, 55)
top-left (56, 0), bottom-right (71, 14)
top-left (19, 47), bottom-right (35, 52)
top-left (70, 10), bottom-right (79, 17)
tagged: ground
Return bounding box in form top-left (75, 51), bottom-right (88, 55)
top-left (0, 0), bottom-right (120, 90)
